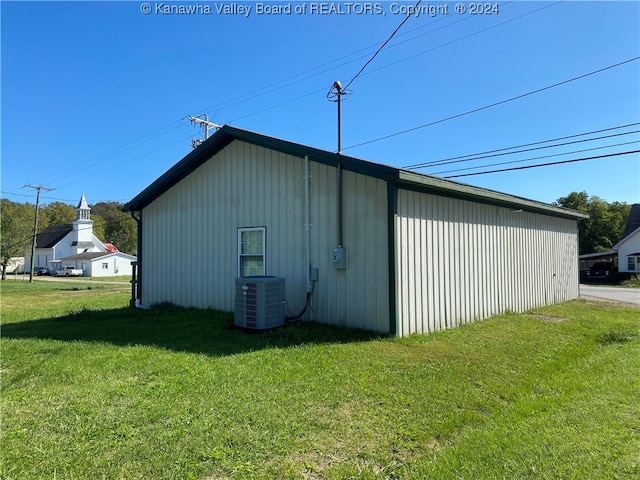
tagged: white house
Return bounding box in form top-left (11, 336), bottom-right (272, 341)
top-left (59, 251), bottom-right (137, 277)
top-left (26, 194), bottom-right (136, 277)
top-left (124, 126), bottom-right (587, 336)
top-left (613, 204), bottom-right (640, 275)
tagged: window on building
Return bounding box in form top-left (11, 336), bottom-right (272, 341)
top-left (628, 256), bottom-right (637, 271)
top-left (102, 263), bottom-right (109, 269)
top-left (238, 227), bottom-right (265, 277)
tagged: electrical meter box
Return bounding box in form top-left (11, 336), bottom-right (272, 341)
top-left (332, 245), bottom-right (346, 270)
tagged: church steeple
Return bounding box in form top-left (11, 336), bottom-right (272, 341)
top-left (75, 193), bottom-right (91, 221)
top-left (72, 194), bottom-right (95, 252)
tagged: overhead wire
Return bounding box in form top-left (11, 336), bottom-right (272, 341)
top-left (432, 140), bottom-right (640, 175)
top-left (194, 1), bottom-right (483, 117)
top-left (412, 129), bottom-right (640, 170)
top-left (15, 2), bottom-right (465, 194)
top-left (346, 0), bottom-right (562, 91)
top-left (52, 138), bottom-right (187, 191)
top-left (9, 1), bottom-right (626, 199)
top-left (342, 57), bottom-right (640, 151)
top-left (13, 1), bottom-right (549, 194)
top-left (444, 150), bottom-right (640, 178)
top-left (232, 1), bottom-right (546, 125)
top-left (31, 120), bottom-right (186, 187)
top-left (404, 122), bottom-right (640, 169)
top-left (343, 0), bottom-right (422, 91)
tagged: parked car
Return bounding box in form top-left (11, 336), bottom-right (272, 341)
top-left (35, 267), bottom-right (50, 276)
top-left (585, 262), bottom-right (617, 283)
top-left (54, 266), bottom-right (83, 277)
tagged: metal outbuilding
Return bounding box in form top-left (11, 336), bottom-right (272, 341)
top-left (124, 126), bottom-right (588, 336)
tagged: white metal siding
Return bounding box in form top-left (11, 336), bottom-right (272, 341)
top-left (141, 140), bottom-right (389, 332)
top-left (395, 189), bottom-right (579, 336)
top-left (617, 230), bottom-right (640, 273)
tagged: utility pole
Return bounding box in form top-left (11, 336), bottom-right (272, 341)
top-left (327, 81), bottom-right (348, 154)
top-left (24, 184), bottom-right (54, 283)
top-left (326, 81), bottom-right (349, 269)
top-left (188, 114), bottom-right (222, 149)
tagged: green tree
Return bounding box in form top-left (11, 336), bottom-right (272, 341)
top-left (556, 191), bottom-right (589, 212)
top-left (41, 201), bottom-right (75, 230)
top-left (91, 202), bottom-right (137, 254)
top-left (0, 200), bottom-right (34, 279)
top-left (555, 192), bottom-right (631, 255)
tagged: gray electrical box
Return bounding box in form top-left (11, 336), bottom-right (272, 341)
top-left (310, 266), bottom-right (319, 281)
top-left (332, 245), bottom-right (346, 270)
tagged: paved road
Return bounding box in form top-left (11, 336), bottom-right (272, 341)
top-left (580, 284), bottom-right (640, 307)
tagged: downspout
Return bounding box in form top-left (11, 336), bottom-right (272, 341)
top-left (331, 162), bottom-right (346, 269)
top-left (305, 155), bottom-right (312, 293)
top-left (337, 162), bottom-right (343, 247)
top-left (286, 155), bottom-right (314, 321)
top-left (387, 182), bottom-right (398, 335)
top-left (131, 211), bottom-right (145, 308)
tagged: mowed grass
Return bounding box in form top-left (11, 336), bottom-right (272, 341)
top-left (1, 281), bottom-right (639, 479)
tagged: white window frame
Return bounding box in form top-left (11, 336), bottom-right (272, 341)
top-left (238, 227), bottom-right (266, 277)
top-left (628, 256), bottom-right (637, 271)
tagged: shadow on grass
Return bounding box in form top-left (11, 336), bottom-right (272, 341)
top-left (1, 304), bottom-right (385, 356)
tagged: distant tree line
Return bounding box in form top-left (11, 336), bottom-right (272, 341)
top-left (1, 199), bottom-right (137, 278)
top-left (554, 191), bottom-right (632, 255)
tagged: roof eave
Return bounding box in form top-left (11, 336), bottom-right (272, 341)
top-left (613, 225), bottom-right (640, 250)
top-left (123, 124), bottom-right (589, 221)
top-left (123, 125), bottom-right (398, 212)
top-left (398, 170), bottom-right (589, 220)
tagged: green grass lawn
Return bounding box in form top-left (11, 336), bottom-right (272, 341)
top-left (1, 281), bottom-right (639, 479)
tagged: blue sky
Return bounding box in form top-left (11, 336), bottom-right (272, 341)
top-left (2, 1), bottom-right (639, 208)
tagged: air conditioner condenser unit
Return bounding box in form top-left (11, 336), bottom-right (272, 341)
top-left (234, 276), bottom-right (285, 330)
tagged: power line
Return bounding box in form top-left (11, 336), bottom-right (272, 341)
top-left (32, 121), bottom-right (184, 188)
top-left (343, 0), bottom-right (422, 92)
top-left (193, 2), bottom-right (486, 118)
top-left (356, 1), bottom-right (561, 87)
top-left (343, 57), bottom-right (640, 151)
top-left (413, 129), bottom-right (640, 170)
top-left (444, 150), bottom-right (640, 178)
top-left (231, 1), bottom-right (546, 126)
top-left (52, 138), bottom-right (186, 191)
top-left (8, 1), bottom-right (543, 194)
top-left (432, 140), bottom-right (640, 175)
top-left (404, 122), bottom-right (640, 169)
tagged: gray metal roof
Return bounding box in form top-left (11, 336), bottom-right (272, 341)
top-left (124, 125), bottom-right (588, 220)
top-left (621, 204), bottom-right (640, 239)
top-left (35, 224), bottom-right (72, 248)
top-left (61, 252), bottom-right (136, 261)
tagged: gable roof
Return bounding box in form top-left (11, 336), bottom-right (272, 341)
top-left (621, 204), bottom-right (640, 239)
top-left (61, 251), bottom-right (136, 262)
top-left (613, 226), bottom-right (640, 250)
top-left (124, 125), bottom-right (588, 220)
top-left (36, 224), bottom-right (72, 248)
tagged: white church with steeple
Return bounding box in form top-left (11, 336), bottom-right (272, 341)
top-left (26, 194), bottom-right (136, 277)
top-left (68, 194), bottom-right (104, 255)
